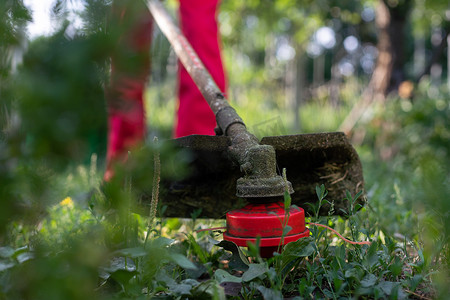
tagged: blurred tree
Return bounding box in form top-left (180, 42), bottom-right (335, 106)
top-left (340, 0), bottom-right (449, 134)
top-left (378, 0), bottom-right (413, 95)
top-left (220, 0), bottom-right (375, 131)
top-left (414, 0), bottom-right (450, 82)
top-left (339, 0), bottom-right (413, 134)
top-left (16, 29), bottom-right (109, 167)
top-left (0, 0), bottom-right (31, 236)
top-left (1, 0), bottom-right (112, 237)
top-left (0, 0), bottom-right (30, 127)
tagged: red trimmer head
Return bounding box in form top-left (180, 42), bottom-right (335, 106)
top-left (223, 202), bottom-right (310, 258)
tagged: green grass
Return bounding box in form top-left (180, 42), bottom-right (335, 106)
top-left (1, 175), bottom-right (443, 299)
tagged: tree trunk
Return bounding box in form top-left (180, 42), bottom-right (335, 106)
top-left (414, 35), bottom-right (426, 78)
top-left (294, 54), bottom-right (306, 131)
top-left (417, 21), bottom-right (450, 82)
top-left (285, 50), bottom-right (306, 133)
top-left (387, 0), bottom-right (411, 93)
top-left (313, 54), bottom-right (325, 87)
top-left (285, 51), bottom-right (296, 129)
top-left (448, 33), bottom-right (450, 92)
top-left (339, 0), bottom-right (411, 134)
top-left (368, 0), bottom-right (411, 98)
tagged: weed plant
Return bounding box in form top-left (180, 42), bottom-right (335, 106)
top-left (0, 165), bottom-right (445, 299)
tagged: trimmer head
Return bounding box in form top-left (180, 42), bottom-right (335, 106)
top-left (223, 202), bottom-right (310, 258)
top-left (145, 1), bottom-right (364, 225)
top-left (153, 132), bottom-right (364, 219)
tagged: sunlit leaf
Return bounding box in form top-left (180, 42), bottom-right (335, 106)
top-left (360, 273), bottom-right (377, 288)
top-left (0, 261), bottom-right (15, 272)
top-left (168, 279), bottom-right (199, 296)
top-left (169, 253), bottom-right (197, 270)
top-left (242, 263), bottom-right (267, 282)
top-left (214, 269), bottom-right (242, 284)
top-left (114, 247), bottom-right (147, 258)
top-left (0, 247), bottom-right (14, 258)
top-left (256, 285), bottom-right (283, 300)
top-left (110, 269), bottom-right (138, 287)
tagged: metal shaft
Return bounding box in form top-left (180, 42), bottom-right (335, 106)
top-left (147, 0), bottom-right (292, 199)
top-left (147, 0), bottom-right (243, 134)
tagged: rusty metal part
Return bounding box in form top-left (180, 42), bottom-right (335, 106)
top-left (147, 0), bottom-right (290, 199)
top-left (235, 145), bottom-right (293, 198)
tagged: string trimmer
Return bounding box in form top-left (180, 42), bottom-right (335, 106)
top-left (145, 0), bottom-right (364, 257)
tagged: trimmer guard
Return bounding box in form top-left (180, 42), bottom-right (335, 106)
top-left (146, 132), bottom-right (364, 219)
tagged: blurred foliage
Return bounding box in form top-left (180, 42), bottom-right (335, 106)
top-left (359, 79), bottom-right (450, 264)
top-left (16, 29), bottom-right (109, 167)
top-left (0, 0), bottom-right (32, 236)
top-left (1, 2), bottom-right (110, 235)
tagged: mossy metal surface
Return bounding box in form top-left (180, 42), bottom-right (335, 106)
top-left (141, 133), bottom-right (364, 219)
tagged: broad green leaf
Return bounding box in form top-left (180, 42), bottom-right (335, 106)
top-left (0, 247), bottom-right (14, 258)
top-left (217, 240), bottom-right (249, 271)
top-left (12, 246), bottom-right (29, 261)
top-left (242, 263), bottom-right (267, 282)
top-left (155, 269), bottom-right (176, 286)
top-left (191, 280), bottom-right (226, 300)
top-left (408, 274), bottom-right (423, 291)
top-left (168, 283), bottom-right (194, 296)
top-left (354, 190), bottom-right (363, 201)
top-left (114, 247), bottom-right (147, 258)
top-left (152, 237), bottom-right (175, 248)
top-left (256, 285), bottom-right (283, 300)
top-left (168, 279), bottom-right (199, 296)
top-left (316, 185), bottom-right (323, 199)
top-left (280, 237), bottom-right (314, 275)
top-left (315, 184), bottom-right (327, 200)
top-left (0, 261), bottom-right (15, 272)
top-left (397, 287), bottom-right (408, 300)
top-left (214, 269), bottom-right (242, 283)
top-left (360, 273), bottom-right (377, 288)
top-left (322, 288), bottom-right (334, 298)
top-left (283, 225), bottom-right (292, 236)
top-left (282, 237), bottom-right (314, 257)
top-left (377, 281), bottom-right (396, 295)
top-left (344, 268), bottom-right (360, 279)
top-left (186, 261), bottom-right (208, 279)
top-left (16, 252), bottom-right (33, 264)
top-left (389, 256), bottom-right (403, 277)
top-left (169, 253), bottom-right (197, 270)
top-left (104, 257), bottom-right (136, 273)
top-left (111, 269), bottom-right (138, 284)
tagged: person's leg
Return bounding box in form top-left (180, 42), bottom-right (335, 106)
top-left (105, 0), bottom-right (153, 181)
top-left (176, 0), bottom-right (227, 138)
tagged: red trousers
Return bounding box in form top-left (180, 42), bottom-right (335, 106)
top-left (105, 0), bottom-right (226, 180)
